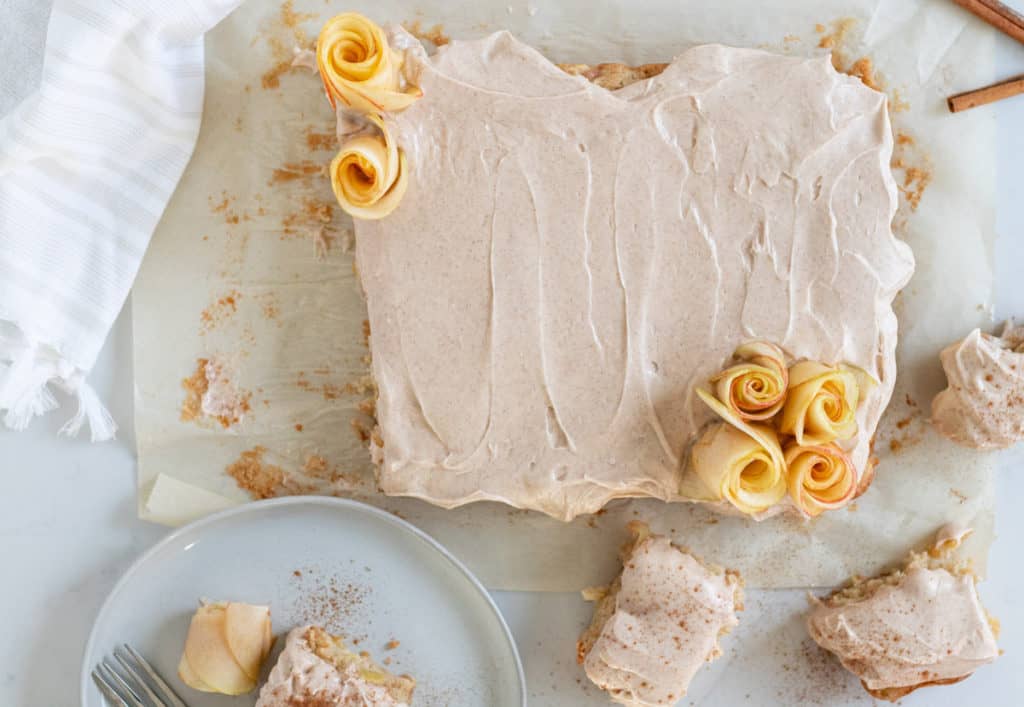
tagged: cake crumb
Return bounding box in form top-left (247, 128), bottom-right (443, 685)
top-left (816, 18), bottom-right (856, 49)
top-left (227, 446), bottom-right (285, 499)
top-left (351, 418), bottom-right (372, 442)
top-left (385, 640), bottom-right (400, 650)
top-left (180, 357), bottom-right (252, 428)
top-left (846, 57), bottom-right (880, 91)
top-left (180, 359), bottom-right (209, 423)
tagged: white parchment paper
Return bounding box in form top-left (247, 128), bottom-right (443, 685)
top-left (134, 0), bottom-right (999, 590)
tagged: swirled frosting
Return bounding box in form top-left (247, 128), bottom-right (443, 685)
top-left (807, 566), bottom-right (998, 694)
top-left (932, 323), bottom-right (1024, 450)
top-left (256, 626), bottom-right (410, 707)
top-left (354, 29), bottom-right (914, 520)
top-left (581, 533), bottom-right (741, 706)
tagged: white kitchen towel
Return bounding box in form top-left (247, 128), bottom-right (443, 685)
top-left (0, 0), bottom-right (243, 440)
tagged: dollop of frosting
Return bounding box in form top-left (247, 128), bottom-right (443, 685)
top-left (931, 323), bottom-right (1024, 450)
top-left (583, 534), bottom-right (741, 705)
top-left (316, 13), bottom-right (422, 113)
top-left (807, 567), bottom-right (999, 693)
top-left (353, 29), bottom-right (914, 520)
top-left (255, 626), bottom-right (409, 707)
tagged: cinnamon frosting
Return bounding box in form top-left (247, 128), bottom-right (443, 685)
top-left (807, 566), bottom-right (999, 693)
top-left (255, 626), bottom-right (409, 707)
top-left (583, 534), bottom-right (741, 706)
top-left (354, 29), bottom-right (914, 520)
top-left (932, 322), bottom-right (1024, 450)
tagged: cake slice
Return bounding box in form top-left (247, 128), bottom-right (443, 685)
top-left (807, 525), bottom-right (999, 701)
top-left (932, 321), bottom-right (1024, 449)
top-left (577, 522), bottom-right (743, 706)
top-left (256, 625), bottom-right (415, 706)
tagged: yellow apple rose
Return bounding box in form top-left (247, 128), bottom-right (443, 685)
top-left (317, 13), bottom-right (423, 113)
top-left (691, 421), bottom-right (787, 515)
top-left (330, 113), bottom-right (408, 219)
top-left (711, 340), bottom-right (789, 421)
top-left (784, 442), bottom-right (857, 517)
top-left (778, 361), bottom-right (872, 445)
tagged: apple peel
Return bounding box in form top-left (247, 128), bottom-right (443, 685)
top-left (691, 421), bottom-right (787, 515)
top-left (178, 601), bottom-right (273, 695)
top-left (712, 340), bottom-right (789, 421)
top-left (779, 361), bottom-right (873, 446)
top-left (330, 113), bottom-right (409, 220)
top-left (783, 442), bottom-right (857, 517)
top-left (317, 12), bottom-right (423, 114)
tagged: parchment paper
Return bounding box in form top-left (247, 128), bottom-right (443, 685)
top-left (134, 0), bottom-right (999, 590)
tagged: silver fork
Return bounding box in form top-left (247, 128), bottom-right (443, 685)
top-left (91, 644), bottom-right (189, 707)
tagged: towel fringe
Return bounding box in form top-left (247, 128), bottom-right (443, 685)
top-left (59, 379), bottom-right (118, 442)
top-left (0, 341), bottom-right (117, 442)
top-left (0, 346), bottom-right (58, 431)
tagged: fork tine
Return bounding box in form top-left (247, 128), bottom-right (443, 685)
top-left (119, 644), bottom-right (189, 707)
top-left (114, 650), bottom-right (167, 707)
top-left (91, 670), bottom-right (129, 707)
top-left (97, 663), bottom-right (146, 707)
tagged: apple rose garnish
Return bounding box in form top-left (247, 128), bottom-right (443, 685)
top-left (783, 442), bottom-right (857, 517)
top-left (711, 341), bottom-right (789, 421)
top-left (317, 13), bottom-right (422, 113)
top-left (778, 362), bottom-right (873, 445)
top-left (330, 113), bottom-right (408, 219)
top-left (692, 422), bottom-right (787, 515)
top-left (178, 601), bottom-right (273, 695)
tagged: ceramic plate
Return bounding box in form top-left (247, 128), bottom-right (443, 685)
top-left (81, 497), bottom-right (526, 706)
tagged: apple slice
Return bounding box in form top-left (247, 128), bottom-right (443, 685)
top-left (224, 602), bottom-right (271, 680)
top-left (262, 615), bottom-right (274, 659)
top-left (177, 652), bottom-right (213, 692)
top-left (183, 605), bottom-right (254, 695)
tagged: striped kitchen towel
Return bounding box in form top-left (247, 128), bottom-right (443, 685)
top-left (0, 0), bottom-right (242, 440)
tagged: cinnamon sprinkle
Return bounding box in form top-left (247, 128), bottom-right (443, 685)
top-left (199, 291), bottom-right (241, 331)
top-left (402, 20), bottom-right (450, 46)
top-left (258, 1), bottom-right (317, 90)
top-left (305, 128), bottom-right (338, 151)
top-left (261, 61), bottom-right (292, 90)
top-left (270, 161), bottom-right (325, 184)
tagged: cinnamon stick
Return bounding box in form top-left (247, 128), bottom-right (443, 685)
top-left (948, 74), bottom-right (1024, 112)
top-left (952, 0), bottom-right (1024, 45)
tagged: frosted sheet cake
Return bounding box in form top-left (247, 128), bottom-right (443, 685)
top-left (318, 18), bottom-right (915, 520)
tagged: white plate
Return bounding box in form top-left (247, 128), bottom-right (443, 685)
top-left (81, 497), bottom-right (526, 706)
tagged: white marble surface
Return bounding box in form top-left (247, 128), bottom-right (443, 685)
top-left (2, 2), bottom-right (1024, 705)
